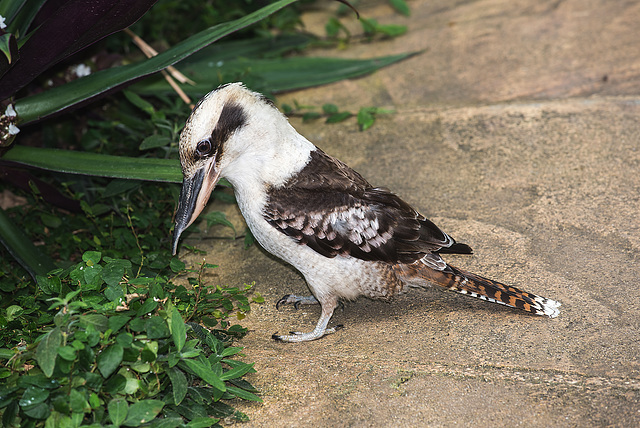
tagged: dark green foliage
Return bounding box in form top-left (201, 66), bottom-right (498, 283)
top-left (0, 252), bottom-right (260, 427)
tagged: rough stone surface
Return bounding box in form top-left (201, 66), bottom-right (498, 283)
top-left (179, 1), bottom-right (640, 426)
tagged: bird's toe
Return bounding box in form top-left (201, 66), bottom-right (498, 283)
top-left (275, 294), bottom-right (292, 310)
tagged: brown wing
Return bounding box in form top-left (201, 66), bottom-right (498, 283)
top-left (264, 149), bottom-right (469, 266)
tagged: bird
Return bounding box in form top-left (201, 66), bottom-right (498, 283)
top-left (171, 83), bottom-right (561, 342)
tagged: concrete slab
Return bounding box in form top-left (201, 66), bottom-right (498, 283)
top-left (179, 1), bottom-right (640, 426)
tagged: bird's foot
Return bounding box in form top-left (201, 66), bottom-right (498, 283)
top-left (272, 324), bottom-right (344, 343)
top-left (275, 294), bottom-right (319, 310)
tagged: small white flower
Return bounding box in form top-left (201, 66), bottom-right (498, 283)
top-left (4, 104), bottom-right (16, 117)
top-left (8, 124), bottom-right (19, 135)
top-left (0, 16), bottom-right (6, 30)
top-left (72, 63), bottom-right (91, 78)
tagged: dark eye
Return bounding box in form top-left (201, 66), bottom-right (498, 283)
top-left (195, 139), bottom-right (213, 158)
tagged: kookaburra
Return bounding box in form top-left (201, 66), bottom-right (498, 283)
top-left (172, 83), bottom-right (560, 342)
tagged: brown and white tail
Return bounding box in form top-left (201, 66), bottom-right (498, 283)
top-left (395, 262), bottom-right (561, 318)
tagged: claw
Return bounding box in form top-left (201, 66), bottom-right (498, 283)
top-left (275, 294), bottom-right (319, 310)
top-left (275, 294), bottom-right (292, 310)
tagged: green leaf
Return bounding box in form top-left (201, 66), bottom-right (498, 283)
top-left (186, 417), bottom-right (219, 427)
top-left (326, 111), bottom-right (352, 124)
top-left (19, 385), bottom-right (49, 407)
top-left (0, 348), bottom-right (15, 360)
top-left (82, 251), bottom-right (101, 265)
top-left (0, 34), bottom-right (13, 64)
top-left (0, 0), bottom-right (28, 25)
top-left (136, 299), bottom-right (158, 317)
top-left (1, 400), bottom-right (18, 427)
top-left (39, 212), bottom-right (62, 229)
top-left (123, 90), bottom-right (155, 115)
top-left (102, 259), bottom-right (132, 287)
top-left (103, 179), bottom-right (140, 197)
top-left (122, 377), bottom-right (140, 395)
top-left (220, 362), bottom-right (255, 381)
top-left (225, 385), bottom-right (262, 402)
top-left (5, 305), bottom-right (22, 321)
top-left (84, 395), bottom-right (97, 413)
top-left (79, 314), bottom-right (109, 332)
top-left (325, 17), bottom-right (344, 38)
top-left (322, 103), bottom-right (339, 114)
top-left (116, 332), bottom-right (133, 348)
top-left (167, 367), bottom-right (188, 405)
top-left (2, 146), bottom-right (182, 182)
top-left (4, 0), bottom-right (45, 39)
top-left (0, 206), bottom-right (57, 279)
top-left (128, 317), bottom-right (146, 332)
top-left (203, 211), bottom-right (236, 234)
top-left (122, 399), bottom-right (164, 427)
top-left (36, 275), bottom-right (61, 295)
top-left (108, 315), bottom-right (131, 333)
top-left (171, 310), bottom-right (186, 353)
top-left (376, 23), bottom-right (407, 37)
top-left (21, 401), bottom-right (50, 419)
top-left (105, 284), bottom-right (125, 303)
top-left (220, 346), bottom-right (243, 358)
top-left (14, 0), bottom-right (301, 124)
top-left (133, 50), bottom-right (417, 96)
top-left (108, 398), bottom-right (128, 426)
top-left (244, 228), bottom-right (256, 249)
top-left (82, 263), bottom-right (103, 288)
top-left (360, 18), bottom-right (407, 38)
top-left (389, 0), bottom-right (411, 16)
top-left (145, 316), bottom-right (169, 339)
top-left (169, 258), bottom-right (186, 273)
top-left (357, 107), bottom-right (376, 131)
top-left (139, 134), bottom-right (171, 151)
top-left (69, 388), bottom-right (89, 413)
top-left (151, 417), bottom-right (185, 428)
top-left (36, 327), bottom-right (62, 378)
top-left (302, 111), bottom-right (321, 122)
top-left (57, 346), bottom-right (77, 361)
top-left (180, 359), bottom-right (226, 392)
top-left (130, 361), bottom-right (150, 373)
top-left (20, 374), bottom-right (61, 389)
top-left (97, 344), bottom-right (123, 378)
top-left (103, 374), bottom-right (126, 395)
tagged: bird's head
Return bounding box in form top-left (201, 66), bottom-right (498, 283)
top-left (171, 82), bottom-right (307, 255)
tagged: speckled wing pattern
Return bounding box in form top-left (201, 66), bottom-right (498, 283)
top-left (264, 149), bottom-right (467, 266)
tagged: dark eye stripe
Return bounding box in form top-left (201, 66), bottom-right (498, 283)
top-left (212, 102), bottom-right (246, 145)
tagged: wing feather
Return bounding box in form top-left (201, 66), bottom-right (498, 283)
top-left (264, 149), bottom-right (469, 264)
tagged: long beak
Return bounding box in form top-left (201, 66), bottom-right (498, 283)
top-left (172, 159), bottom-right (221, 255)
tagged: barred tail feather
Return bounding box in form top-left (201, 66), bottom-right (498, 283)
top-left (395, 262), bottom-right (561, 318)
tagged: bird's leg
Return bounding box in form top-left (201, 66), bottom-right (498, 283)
top-left (275, 294), bottom-right (319, 310)
top-left (272, 300), bottom-right (342, 342)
